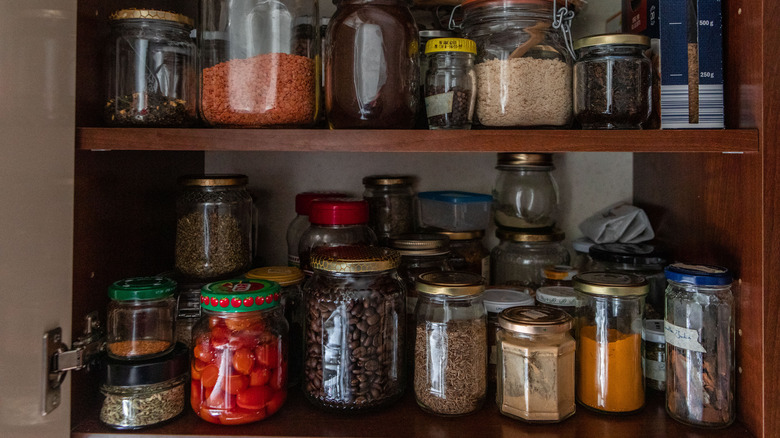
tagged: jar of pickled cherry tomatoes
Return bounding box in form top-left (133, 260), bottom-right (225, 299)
top-left (191, 279), bottom-right (288, 425)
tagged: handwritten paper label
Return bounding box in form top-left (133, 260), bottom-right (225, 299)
top-left (664, 321), bottom-right (706, 353)
top-left (425, 91), bottom-right (454, 117)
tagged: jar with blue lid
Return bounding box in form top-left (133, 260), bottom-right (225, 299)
top-left (664, 263), bottom-right (734, 428)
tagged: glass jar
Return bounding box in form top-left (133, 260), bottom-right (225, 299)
top-left (491, 228), bottom-right (570, 290)
top-left (325, 0), bottom-right (419, 128)
top-left (191, 279), bottom-right (288, 425)
top-left (573, 34), bottom-right (652, 129)
top-left (417, 29), bottom-right (456, 128)
top-left (286, 191), bottom-right (350, 268)
top-left (574, 272), bottom-right (648, 414)
top-left (198, 0), bottom-right (318, 127)
top-left (107, 277), bottom-right (177, 360)
top-left (571, 237), bottom-right (594, 272)
top-left (174, 279), bottom-right (206, 347)
top-left (664, 263), bottom-right (734, 428)
top-left (493, 152), bottom-right (559, 230)
top-left (424, 38), bottom-right (478, 130)
top-left (298, 198), bottom-right (378, 276)
top-left (587, 242), bottom-right (668, 318)
top-left (414, 271), bottom-right (487, 416)
top-left (643, 319), bottom-right (666, 392)
top-left (100, 343), bottom-right (188, 429)
top-left (303, 246), bottom-right (406, 411)
top-left (105, 9), bottom-right (197, 127)
top-left (175, 175), bottom-right (253, 281)
top-left (541, 265), bottom-right (578, 288)
top-left (245, 266), bottom-right (305, 387)
top-left (461, 0), bottom-right (572, 128)
top-left (496, 306), bottom-right (575, 423)
top-left (389, 233), bottom-right (451, 316)
top-left (483, 288), bottom-right (534, 384)
top-left (435, 230), bottom-right (490, 283)
top-left (362, 175), bottom-right (416, 245)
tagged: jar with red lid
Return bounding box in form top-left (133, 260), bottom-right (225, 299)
top-left (298, 198), bottom-right (378, 275)
top-left (286, 192), bottom-right (350, 268)
top-left (191, 279), bottom-right (288, 425)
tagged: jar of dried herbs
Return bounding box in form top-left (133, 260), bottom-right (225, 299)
top-left (435, 229), bottom-right (490, 284)
top-left (175, 175), bottom-right (253, 281)
top-left (664, 263), bottom-right (734, 428)
top-left (414, 271), bottom-right (487, 416)
top-left (362, 175), bottom-right (416, 246)
top-left (573, 34), bottom-right (651, 129)
top-left (100, 342), bottom-right (188, 429)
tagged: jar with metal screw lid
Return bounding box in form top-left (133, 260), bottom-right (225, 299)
top-left (435, 229), bottom-right (491, 283)
top-left (491, 228), bottom-right (570, 290)
top-left (424, 38), bottom-right (478, 130)
top-left (362, 175), bottom-right (416, 245)
top-left (493, 153), bottom-right (560, 230)
top-left (105, 9), bottom-right (197, 127)
top-left (286, 192), bottom-right (350, 268)
top-left (389, 233), bottom-right (452, 316)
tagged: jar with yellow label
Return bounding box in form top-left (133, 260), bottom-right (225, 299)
top-left (424, 38), bottom-right (477, 130)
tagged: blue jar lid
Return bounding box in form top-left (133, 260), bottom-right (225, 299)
top-left (664, 263), bottom-right (732, 286)
top-left (417, 191), bottom-right (492, 204)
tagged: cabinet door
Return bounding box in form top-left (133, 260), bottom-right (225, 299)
top-left (0, 1), bottom-right (77, 436)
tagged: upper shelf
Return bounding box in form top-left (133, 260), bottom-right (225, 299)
top-left (76, 127), bottom-right (759, 153)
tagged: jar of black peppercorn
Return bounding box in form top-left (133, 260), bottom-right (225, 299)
top-left (424, 38), bottom-right (477, 130)
top-left (362, 175), bottom-right (416, 246)
top-left (573, 34), bottom-right (652, 129)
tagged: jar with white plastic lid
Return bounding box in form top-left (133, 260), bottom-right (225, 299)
top-left (483, 288), bottom-right (535, 383)
top-left (493, 153), bottom-right (559, 230)
top-left (491, 228), bottom-right (570, 290)
top-left (643, 319), bottom-right (666, 392)
top-left (535, 285), bottom-right (577, 316)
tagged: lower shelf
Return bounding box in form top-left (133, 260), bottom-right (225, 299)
top-left (72, 386), bottom-right (753, 437)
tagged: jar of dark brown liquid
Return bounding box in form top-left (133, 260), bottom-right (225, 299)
top-left (325, 0), bottom-right (419, 129)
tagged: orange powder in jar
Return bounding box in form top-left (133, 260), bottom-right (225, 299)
top-left (576, 325), bottom-right (644, 413)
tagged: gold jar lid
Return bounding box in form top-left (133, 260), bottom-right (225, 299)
top-left (178, 174), bottom-right (248, 187)
top-left (416, 271), bottom-right (484, 297)
top-left (573, 272), bottom-right (648, 297)
top-left (388, 233), bottom-right (450, 256)
top-left (496, 228), bottom-right (564, 242)
top-left (362, 175), bottom-right (415, 186)
top-left (498, 306), bottom-right (572, 334)
top-left (574, 33), bottom-right (651, 51)
top-left (433, 229), bottom-right (485, 241)
top-left (109, 9), bottom-right (194, 27)
top-left (310, 246), bottom-right (400, 273)
top-left (245, 266), bottom-right (304, 286)
top-left (496, 152), bottom-right (554, 169)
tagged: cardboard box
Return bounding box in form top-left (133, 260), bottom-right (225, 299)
top-left (623, 0), bottom-right (724, 129)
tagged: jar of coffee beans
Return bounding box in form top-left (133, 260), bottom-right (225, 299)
top-left (414, 271), bottom-right (487, 416)
top-left (303, 246), bottom-right (406, 411)
top-left (424, 38), bottom-right (477, 130)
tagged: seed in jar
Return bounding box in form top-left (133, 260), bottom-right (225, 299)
top-left (108, 340), bottom-right (171, 358)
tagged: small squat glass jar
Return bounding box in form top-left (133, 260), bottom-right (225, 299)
top-left (483, 288), bottom-right (534, 384)
top-left (664, 263), bottom-right (734, 428)
top-left (643, 319), bottom-right (666, 392)
top-left (496, 306), bottom-right (575, 423)
top-left (491, 228), bottom-right (570, 290)
top-left (541, 265), bottom-right (578, 288)
top-left (424, 38), bottom-right (477, 130)
top-left (435, 229), bottom-right (490, 284)
top-left (389, 233), bottom-right (451, 316)
top-left (573, 34), bottom-right (652, 129)
top-left (414, 271), bottom-right (487, 416)
top-left (105, 9), bottom-right (197, 127)
top-left (100, 343), bottom-right (189, 429)
top-left (191, 279), bottom-right (288, 425)
top-left (107, 277), bottom-right (177, 360)
top-left (286, 191), bottom-right (350, 268)
top-left (363, 175), bottom-right (416, 245)
top-left (535, 286), bottom-right (578, 318)
top-left (492, 153), bottom-right (560, 230)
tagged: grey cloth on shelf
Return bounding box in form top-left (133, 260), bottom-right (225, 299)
top-left (578, 203), bottom-right (655, 244)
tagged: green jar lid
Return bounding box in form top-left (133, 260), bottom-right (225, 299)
top-left (108, 277), bottom-right (177, 301)
top-left (200, 279), bottom-right (281, 312)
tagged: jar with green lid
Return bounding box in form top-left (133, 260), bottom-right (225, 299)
top-left (191, 279), bottom-right (288, 425)
top-left (303, 246), bottom-right (406, 411)
top-left (435, 229), bottom-right (490, 284)
top-left (105, 9), bottom-right (197, 127)
top-left (493, 152), bottom-right (559, 230)
top-left (574, 272), bottom-right (648, 414)
top-left (491, 228), bottom-right (570, 290)
top-left (424, 38), bottom-right (478, 129)
top-left (245, 266), bottom-right (305, 387)
top-left (175, 175), bottom-right (253, 281)
top-left (573, 34), bottom-right (652, 129)
top-left (362, 175), bottom-right (416, 245)
top-left (107, 277), bottom-right (177, 360)
top-left (414, 271), bottom-right (487, 416)
top-left (496, 306), bottom-right (575, 423)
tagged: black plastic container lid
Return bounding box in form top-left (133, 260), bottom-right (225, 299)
top-left (588, 242), bottom-right (668, 266)
top-left (102, 343), bottom-right (188, 387)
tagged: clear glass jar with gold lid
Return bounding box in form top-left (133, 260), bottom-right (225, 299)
top-left (493, 152), bottom-right (559, 230)
top-left (491, 228), bottom-right (570, 290)
top-left (435, 229), bottom-right (491, 283)
top-left (496, 306), bottom-right (575, 422)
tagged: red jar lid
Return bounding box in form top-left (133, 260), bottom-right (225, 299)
top-left (295, 191), bottom-right (349, 215)
top-left (309, 198), bottom-right (369, 225)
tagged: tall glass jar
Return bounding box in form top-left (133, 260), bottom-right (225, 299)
top-left (491, 228), bottom-right (570, 290)
top-left (461, 0), bottom-right (572, 128)
top-left (496, 306), bottom-right (575, 423)
top-left (362, 175), bottom-right (416, 245)
top-left (414, 271), bottom-right (487, 416)
top-left (198, 0), bottom-right (318, 127)
top-left (107, 277), bottom-right (177, 360)
top-left (286, 191), bottom-right (350, 268)
top-left (417, 29), bottom-right (456, 128)
top-left (573, 34), bottom-right (652, 129)
top-left (435, 229), bottom-right (490, 283)
top-left (175, 175), bottom-right (253, 281)
top-left (574, 272), bottom-right (648, 414)
top-left (303, 246), bottom-right (406, 411)
top-left (325, 0), bottom-right (419, 128)
top-left (493, 152), bottom-right (559, 230)
top-left (664, 263), bottom-right (734, 428)
top-left (191, 279), bottom-right (288, 425)
top-left (105, 9), bottom-right (197, 127)
top-left (424, 38), bottom-right (477, 129)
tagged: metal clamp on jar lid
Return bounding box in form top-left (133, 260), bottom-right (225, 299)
top-left (200, 279), bottom-right (281, 312)
top-left (498, 306), bottom-right (572, 334)
top-left (416, 271), bottom-right (485, 297)
top-left (311, 246), bottom-right (401, 273)
top-left (573, 272), bottom-right (649, 296)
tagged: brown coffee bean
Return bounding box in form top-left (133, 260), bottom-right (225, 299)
top-left (365, 360), bottom-right (380, 371)
top-left (367, 314), bottom-right (380, 325)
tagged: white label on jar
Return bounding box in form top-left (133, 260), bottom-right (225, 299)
top-left (425, 91), bottom-right (454, 117)
top-left (644, 358), bottom-right (666, 382)
top-left (481, 256), bottom-right (490, 285)
top-left (664, 321), bottom-right (706, 353)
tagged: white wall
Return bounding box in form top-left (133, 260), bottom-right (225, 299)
top-left (572, 0), bottom-right (623, 39)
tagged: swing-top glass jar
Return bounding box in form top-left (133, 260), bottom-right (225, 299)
top-left (424, 38), bottom-right (478, 129)
top-left (460, 0), bottom-right (573, 128)
top-left (493, 152), bottom-right (559, 230)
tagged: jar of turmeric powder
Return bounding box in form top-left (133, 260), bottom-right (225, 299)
top-left (573, 272), bottom-right (648, 414)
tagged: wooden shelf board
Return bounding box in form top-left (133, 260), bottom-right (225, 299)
top-left (76, 128), bottom-right (759, 153)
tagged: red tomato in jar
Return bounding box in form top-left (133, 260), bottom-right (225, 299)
top-left (204, 388), bottom-right (236, 410)
top-left (219, 407), bottom-right (267, 425)
top-left (190, 380), bottom-right (202, 412)
top-left (199, 405), bottom-right (221, 424)
top-left (232, 348), bottom-right (255, 375)
top-left (225, 315), bottom-right (263, 332)
top-left (226, 374), bottom-right (249, 395)
top-left (200, 364), bottom-right (220, 389)
top-left (266, 388), bottom-right (287, 416)
top-left (270, 362), bottom-right (287, 391)
top-left (249, 367), bottom-right (271, 387)
top-left (236, 385), bottom-right (273, 410)
top-left (193, 342), bottom-right (214, 363)
top-left (229, 333), bottom-right (258, 351)
top-left (210, 325), bottom-right (231, 347)
top-left (255, 341), bottom-right (279, 368)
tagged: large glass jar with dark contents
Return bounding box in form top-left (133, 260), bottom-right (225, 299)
top-left (388, 233), bottom-right (451, 316)
top-left (362, 175), bottom-right (416, 246)
top-left (325, 0), bottom-right (419, 128)
top-left (491, 228), bottom-right (570, 291)
top-left (493, 152), bottom-right (559, 230)
top-left (105, 9), bottom-right (197, 127)
top-left (435, 229), bottom-right (490, 284)
top-left (303, 246), bottom-right (406, 411)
